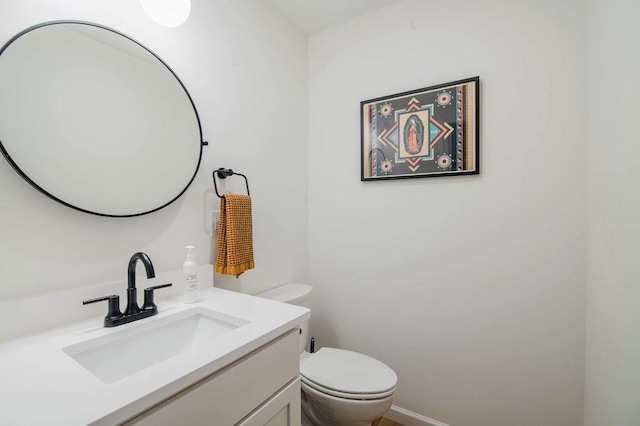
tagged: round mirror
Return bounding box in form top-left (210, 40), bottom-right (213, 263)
top-left (0, 21), bottom-right (203, 217)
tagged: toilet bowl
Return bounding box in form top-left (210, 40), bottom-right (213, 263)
top-left (256, 283), bottom-right (397, 426)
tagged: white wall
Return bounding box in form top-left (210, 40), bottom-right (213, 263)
top-left (9, 1), bottom-right (640, 424)
top-left (585, 0), bottom-right (640, 425)
top-left (0, 0), bottom-right (308, 315)
top-left (307, 1), bottom-right (587, 425)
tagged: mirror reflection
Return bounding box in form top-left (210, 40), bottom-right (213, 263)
top-left (0, 21), bottom-right (203, 217)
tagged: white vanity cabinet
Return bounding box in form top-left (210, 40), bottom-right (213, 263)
top-left (0, 285), bottom-right (310, 426)
top-left (124, 329), bottom-right (300, 426)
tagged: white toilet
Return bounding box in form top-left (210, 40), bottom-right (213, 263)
top-left (257, 283), bottom-right (397, 426)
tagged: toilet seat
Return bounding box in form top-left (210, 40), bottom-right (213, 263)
top-left (301, 375), bottom-right (395, 400)
top-left (300, 347), bottom-right (397, 401)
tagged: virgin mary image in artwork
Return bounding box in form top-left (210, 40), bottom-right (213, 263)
top-left (403, 114), bottom-right (424, 155)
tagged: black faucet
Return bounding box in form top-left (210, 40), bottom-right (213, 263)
top-left (83, 252), bottom-right (172, 327)
top-left (125, 252), bottom-right (155, 316)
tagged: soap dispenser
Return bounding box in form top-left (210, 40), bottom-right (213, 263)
top-left (183, 245), bottom-right (198, 303)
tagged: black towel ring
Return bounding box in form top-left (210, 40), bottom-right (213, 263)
top-left (212, 168), bottom-right (250, 198)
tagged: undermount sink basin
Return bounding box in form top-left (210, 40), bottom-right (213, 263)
top-left (63, 307), bottom-right (249, 383)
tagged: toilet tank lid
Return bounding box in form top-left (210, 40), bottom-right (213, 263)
top-left (255, 283), bottom-right (312, 305)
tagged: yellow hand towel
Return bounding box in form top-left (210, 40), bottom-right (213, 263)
top-left (215, 194), bottom-right (255, 277)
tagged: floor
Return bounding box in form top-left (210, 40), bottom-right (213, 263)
top-left (301, 410), bottom-right (404, 426)
top-left (373, 418), bottom-right (405, 426)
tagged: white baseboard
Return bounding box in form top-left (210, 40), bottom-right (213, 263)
top-left (385, 405), bottom-right (451, 426)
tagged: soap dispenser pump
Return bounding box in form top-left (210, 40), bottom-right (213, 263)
top-left (183, 245), bottom-right (198, 303)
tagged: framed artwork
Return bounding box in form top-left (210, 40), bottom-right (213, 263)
top-left (361, 76), bottom-right (479, 181)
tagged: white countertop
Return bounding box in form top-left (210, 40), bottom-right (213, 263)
top-left (0, 287), bottom-right (309, 426)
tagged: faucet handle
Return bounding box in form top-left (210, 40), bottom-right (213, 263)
top-left (142, 283), bottom-right (173, 313)
top-left (83, 295), bottom-right (123, 327)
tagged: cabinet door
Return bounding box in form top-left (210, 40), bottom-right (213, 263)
top-left (237, 378), bottom-right (301, 426)
top-left (125, 329), bottom-right (299, 426)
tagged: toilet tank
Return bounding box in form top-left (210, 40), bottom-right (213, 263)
top-left (256, 283), bottom-right (312, 353)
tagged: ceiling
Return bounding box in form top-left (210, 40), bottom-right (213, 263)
top-left (268, 0), bottom-right (403, 35)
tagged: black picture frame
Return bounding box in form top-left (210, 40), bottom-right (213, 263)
top-left (361, 76), bottom-right (480, 181)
